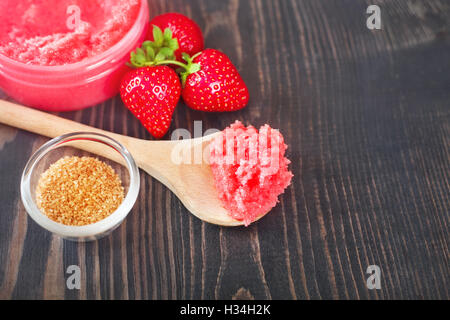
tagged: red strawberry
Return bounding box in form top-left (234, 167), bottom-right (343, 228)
top-left (119, 66), bottom-right (181, 138)
top-left (180, 49), bottom-right (249, 112)
top-left (147, 13), bottom-right (204, 63)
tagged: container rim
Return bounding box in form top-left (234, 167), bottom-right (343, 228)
top-left (0, 0), bottom-right (148, 76)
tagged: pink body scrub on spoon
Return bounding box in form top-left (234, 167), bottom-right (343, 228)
top-left (210, 121), bottom-right (293, 226)
top-left (0, 0), bottom-right (140, 66)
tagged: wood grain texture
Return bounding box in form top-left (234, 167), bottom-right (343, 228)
top-left (0, 0), bottom-right (449, 299)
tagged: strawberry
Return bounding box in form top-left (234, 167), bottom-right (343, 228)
top-left (119, 66), bottom-right (181, 138)
top-left (146, 13), bottom-right (204, 63)
top-left (179, 49), bottom-right (249, 112)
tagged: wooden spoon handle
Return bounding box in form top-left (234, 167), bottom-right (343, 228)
top-left (0, 99), bottom-right (149, 164)
top-left (0, 99), bottom-right (122, 140)
top-left (0, 99), bottom-right (178, 173)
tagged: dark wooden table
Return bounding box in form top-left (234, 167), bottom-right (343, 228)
top-left (0, 0), bottom-right (448, 300)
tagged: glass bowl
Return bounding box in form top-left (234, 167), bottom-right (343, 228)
top-left (0, 0), bottom-right (149, 111)
top-left (20, 132), bottom-right (140, 241)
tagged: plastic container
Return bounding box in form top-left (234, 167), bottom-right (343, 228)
top-left (20, 132), bottom-right (140, 241)
top-left (0, 0), bottom-right (149, 111)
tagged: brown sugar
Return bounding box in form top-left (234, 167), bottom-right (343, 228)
top-left (36, 156), bottom-right (125, 226)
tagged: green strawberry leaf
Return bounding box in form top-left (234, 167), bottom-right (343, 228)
top-left (154, 47), bottom-right (173, 62)
top-left (182, 52), bottom-right (192, 63)
top-left (163, 28), bottom-right (173, 41)
top-left (188, 63), bottom-right (201, 74)
top-left (136, 47), bottom-right (145, 57)
top-left (141, 40), bottom-right (152, 48)
top-left (152, 25), bottom-right (164, 47)
top-left (145, 46), bottom-right (155, 61)
top-left (160, 47), bottom-right (175, 58)
top-left (154, 51), bottom-right (165, 62)
top-left (130, 48), bottom-right (146, 67)
top-left (168, 38), bottom-right (179, 51)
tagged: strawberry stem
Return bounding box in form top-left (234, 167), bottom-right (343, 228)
top-left (154, 60), bottom-right (187, 69)
top-left (155, 53), bottom-right (201, 87)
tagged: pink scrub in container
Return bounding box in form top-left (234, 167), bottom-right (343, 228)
top-left (210, 121), bottom-right (293, 226)
top-left (0, 0), bottom-right (149, 111)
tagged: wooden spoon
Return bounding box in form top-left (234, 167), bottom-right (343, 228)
top-left (0, 99), bottom-right (248, 226)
